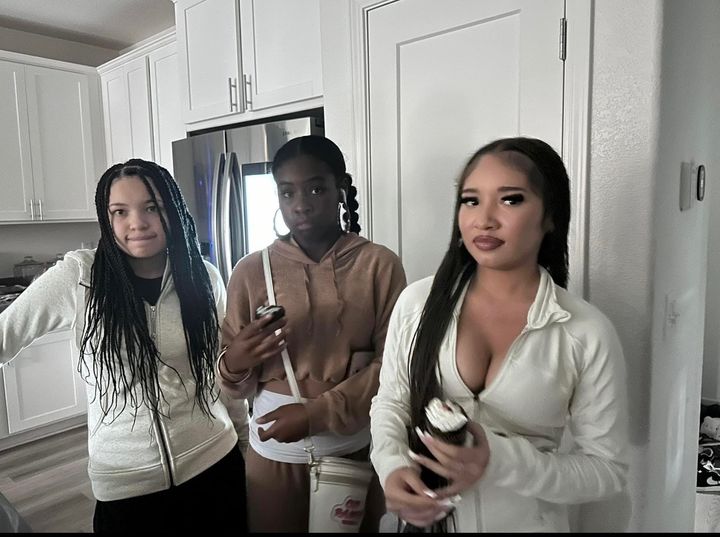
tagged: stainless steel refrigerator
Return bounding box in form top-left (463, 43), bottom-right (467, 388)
top-left (171, 114), bottom-right (324, 283)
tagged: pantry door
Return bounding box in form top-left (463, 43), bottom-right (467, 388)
top-left (364, 0), bottom-right (566, 284)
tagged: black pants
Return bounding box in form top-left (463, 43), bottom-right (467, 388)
top-left (93, 447), bottom-right (247, 533)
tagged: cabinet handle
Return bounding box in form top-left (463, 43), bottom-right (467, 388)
top-left (29, 199), bottom-right (35, 220)
top-left (243, 74), bottom-right (252, 110)
top-left (38, 199), bottom-right (44, 221)
top-left (228, 77), bottom-right (238, 112)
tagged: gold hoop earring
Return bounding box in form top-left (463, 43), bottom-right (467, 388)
top-left (273, 209), bottom-right (288, 237)
top-left (339, 189), bottom-right (349, 233)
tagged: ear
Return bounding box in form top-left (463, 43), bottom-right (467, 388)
top-left (542, 215), bottom-right (555, 234)
top-left (337, 175), bottom-right (350, 192)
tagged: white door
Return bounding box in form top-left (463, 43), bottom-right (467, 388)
top-left (176, 0), bottom-right (244, 123)
top-left (25, 65), bottom-right (97, 220)
top-left (3, 330), bottom-right (87, 434)
top-left (0, 60), bottom-right (34, 222)
top-left (148, 43), bottom-right (186, 176)
top-left (239, 0), bottom-right (323, 111)
top-left (100, 57), bottom-right (154, 166)
top-left (367, 0), bottom-right (565, 284)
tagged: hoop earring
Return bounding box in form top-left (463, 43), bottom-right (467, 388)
top-left (339, 189), bottom-right (350, 233)
top-left (273, 208), bottom-right (287, 237)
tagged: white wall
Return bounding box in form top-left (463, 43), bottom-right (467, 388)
top-left (0, 223), bottom-right (99, 277)
top-left (0, 25), bottom-right (118, 66)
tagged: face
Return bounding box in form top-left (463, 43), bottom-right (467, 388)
top-left (275, 154), bottom-right (342, 240)
top-left (108, 176), bottom-right (168, 265)
top-left (458, 153), bottom-right (549, 273)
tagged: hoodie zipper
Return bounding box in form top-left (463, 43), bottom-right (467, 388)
top-left (148, 303), bottom-right (175, 488)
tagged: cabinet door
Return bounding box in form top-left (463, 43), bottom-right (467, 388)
top-left (239, 0), bottom-right (322, 111)
top-left (100, 57), bottom-right (154, 167)
top-left (176, 0), bottom-right (243, 123)
top-left (25, 66), bottom-right (98, 220)
top-left (148, 43), bottom-right (186, 176)
top-left (0, 60), bottom-right (34, 222)
top-left (2, 330), bottom-right (87, 434)
top-left (366, 0), bottom-right (565, 283)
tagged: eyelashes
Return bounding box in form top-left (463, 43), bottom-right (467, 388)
top-left (459, 194), bottom-right (525, 206)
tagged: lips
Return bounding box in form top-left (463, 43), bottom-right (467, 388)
top-left (128, 236), bottom-right (155, 241)
top-left (472, 235), bottom-right (504, 251)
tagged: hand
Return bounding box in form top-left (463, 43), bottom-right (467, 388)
top-left (409, 422), bottom-right (490, 498)
top-left (224, 313), bottom-right (287, 372)
top-left (384, 467), bottom-right (453, 528)
top-left (256, 403), bottom-right (310, 443)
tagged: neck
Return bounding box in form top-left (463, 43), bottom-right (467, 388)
top-left (128, 252), bottom-right (167, 279)
top-left (292, 228), bottom-right (344, 262)
top-left (469, 263), bottom-right (541, 303)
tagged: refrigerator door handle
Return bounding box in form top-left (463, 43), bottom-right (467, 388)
top-left (218, 152), bottom-right (235, 282)
top-left (211, 153), bottom-right (227, 282)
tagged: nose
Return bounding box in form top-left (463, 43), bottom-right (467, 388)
top-left (292, 192), bottom-right (312, 215)
top-left (128, 210), bottom-right (150, 230)
top-left (473, 202), bottom-right (498, 230)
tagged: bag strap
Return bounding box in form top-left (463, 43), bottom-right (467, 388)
top-left (261, 248), bottom-right (317, 465)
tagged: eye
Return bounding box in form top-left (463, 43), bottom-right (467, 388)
top-left (111, 209), bottom-right (126, 216)
top-left (501, 194), bottom-right (525, 206)
top-left (310, 186), bottom-right (325, 195)
top-left (146, 205), bottom-right (158, 213)
top-left (459, 196), bottom-right (478, 207)
top-left (280, 189), bottom-right (293, 199)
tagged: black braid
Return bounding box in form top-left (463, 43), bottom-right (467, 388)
top-left (80, 159), bottom-right (220, 421)
top-left (343, 173), bottom-right (361, 234)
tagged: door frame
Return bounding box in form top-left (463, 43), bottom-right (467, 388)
top-left (347, 0), bottom-right (592, 298)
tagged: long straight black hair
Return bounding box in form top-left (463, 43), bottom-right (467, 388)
top-left (80, 159), bottom-right (220, 419)
top-left (406, 137), bottom-right (571, 532)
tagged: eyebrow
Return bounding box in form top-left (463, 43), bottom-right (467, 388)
top-left (108, 199), bottom-right (162, 207)
top-left (277, 176), bottom-right (327, 186)
top-left (461, 186), bottom-right (528, 194)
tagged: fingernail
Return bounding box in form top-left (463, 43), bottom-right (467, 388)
top-left (415, 426), bottom-right (429, 439)
top-left (423, 489), bottom-right (437, 498)
top-left (449, 494), bottom-right (462, 505)
top-left (439, 498), bottom-right (454, 507)
top-left (408, 450), bottom-right (419, 460)
top-left (434, 512), bottom-right (448, 522)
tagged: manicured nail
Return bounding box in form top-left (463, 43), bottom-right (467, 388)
top-left (408, 450), bottom-right (420, 460)
top-left (415, 426), bottom-right (430, 440)
top-left (439, 498), bottom-right (454, 507)
top-left (423, 489), bottom-right (437, 499)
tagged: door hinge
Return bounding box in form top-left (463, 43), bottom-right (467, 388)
top-left (559, 17), bottom-right (567, 61)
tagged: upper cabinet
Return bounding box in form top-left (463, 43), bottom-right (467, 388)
top-left (98, 31), bottom-right (185, 176)
top-left (174, 0), bottom-right (322, 127)
top-left (0, 55), bottom-right (103, 223)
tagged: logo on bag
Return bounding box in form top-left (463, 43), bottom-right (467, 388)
top-left (331, 496), bottom-right (364, 527)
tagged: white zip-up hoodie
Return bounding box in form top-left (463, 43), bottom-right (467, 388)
top-left (0, 249), bottom-right (246, 501)
top-left (370, 267), bottom-right (628, 532)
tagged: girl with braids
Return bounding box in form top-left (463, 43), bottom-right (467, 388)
top-left (217, 135), bottom-right (407, 532)
top-left (370, 137), bottom-right (628, 532)
top-left (0, 159), bottom-right (248, 533)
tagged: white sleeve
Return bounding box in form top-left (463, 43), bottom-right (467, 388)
top-left (481, 319), bottom-right (629, 503)
top-left (369, 295), bottom-right (419, 488)
top-left (0, 257), bottom-right (79, 366)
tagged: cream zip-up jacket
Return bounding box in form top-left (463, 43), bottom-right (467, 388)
top-left (370, 267), bottom-right (628, 532)
top-left (0, 249), bottom-right (246, 501)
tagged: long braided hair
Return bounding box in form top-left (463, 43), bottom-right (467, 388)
top-left (271, 135), bottom-right (361, 234)
top-left (406, 137), bottom-right (571, 532)
top-left (80, 159), bottom-right (220, 420)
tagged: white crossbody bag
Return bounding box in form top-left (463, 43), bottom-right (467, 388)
top-left (261, 247), bottom-right (372, 533)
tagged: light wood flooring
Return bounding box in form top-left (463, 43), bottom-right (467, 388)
top-left (0, 426), bottom-right (94, 533)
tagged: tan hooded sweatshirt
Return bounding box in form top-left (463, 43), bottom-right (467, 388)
top-left (218, 232), bottom-right (406, 436)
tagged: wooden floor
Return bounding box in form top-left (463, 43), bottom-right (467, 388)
top-left (0, 426), bottom-right (94, 533)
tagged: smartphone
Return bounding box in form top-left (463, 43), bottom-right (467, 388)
top-left (255, 304), bottom-right (285, 322)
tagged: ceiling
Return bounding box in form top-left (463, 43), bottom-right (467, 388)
top-left (0, 0), bottom-right (175, 51)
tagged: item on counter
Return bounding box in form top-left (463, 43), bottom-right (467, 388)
top-left (12, 256), bottom-right (44, 283)
top-left (424, 397), bottom-right (469, 446)
top-left (701, 416), bottom-right (720, 442)
top-left (698, 443), bottom-right (720, 490)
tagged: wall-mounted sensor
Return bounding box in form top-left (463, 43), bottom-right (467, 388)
top-left (697, 164), bottom-right (706, 202)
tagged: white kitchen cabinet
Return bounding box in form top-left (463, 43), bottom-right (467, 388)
top-left (99, 31), bottom-right (186, 176)
top-left (176, 0), bottom-right (244, 123)
top-left (239, 0), bottom-right (322, 111)
top-left (148, 42), bottom-right (186, 175)
top-left (0, 54), bottom-right (103, 223)
top-left (2, 330), bottom-right (87, 434)
top-left (100, 56), bottom-right (154, 165)
top-left (174, 0), bottom-right (322, 127)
